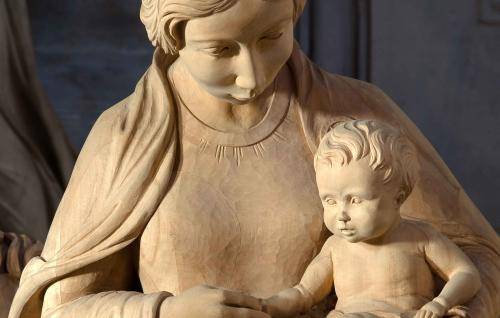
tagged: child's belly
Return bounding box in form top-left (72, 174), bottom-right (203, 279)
top-left (334, 242), bottom-right (435, 312)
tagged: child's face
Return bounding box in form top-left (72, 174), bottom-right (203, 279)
top-left (316, 157), bottom-right (402, 243)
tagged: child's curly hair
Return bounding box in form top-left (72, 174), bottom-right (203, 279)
top-left (315, 119), bottom-right (419, 203)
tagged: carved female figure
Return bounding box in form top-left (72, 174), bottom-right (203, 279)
top-left (9, 1), bottom-right (500, 317)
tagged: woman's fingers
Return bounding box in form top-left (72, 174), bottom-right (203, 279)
top-left (446, 306), bottom-right (468, 318)
top-left (219, 289), bottom-right (263, 311)
top-left (326, 310), bottom-right (345, 318)
top-left (220, 306), bottom-right (271, 318)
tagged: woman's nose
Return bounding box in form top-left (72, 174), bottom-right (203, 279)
top-left (234, 47), bottom-right (260, 92)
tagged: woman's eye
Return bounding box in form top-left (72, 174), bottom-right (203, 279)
top-left (202, 46), bottom-right (230, 57)
top-left (261, 32), bottom-right (284, 41)
top-left (325, 198), bottom-right (337, 206)
top-left (351, 197), bottom-right (362, 205)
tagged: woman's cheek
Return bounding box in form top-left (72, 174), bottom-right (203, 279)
top-left (272, 28), bottom-right (294, 60)
top-left (199, 62), bottom-right (234, 87)
top-left (263, 39), bottom-right (293, 73)
top-left (183, 51), bottom-right (234, 86)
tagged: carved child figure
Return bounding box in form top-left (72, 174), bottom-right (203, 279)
top-left (264, 120), bottom-right (481, 318)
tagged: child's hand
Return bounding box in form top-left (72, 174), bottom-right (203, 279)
top-left (415, 300), bottom-right (446, 318)
top-left (262, 288), bottom-right (305, 318)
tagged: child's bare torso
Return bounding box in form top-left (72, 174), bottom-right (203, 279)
top-left (332, 220), bottom-right (436, 314)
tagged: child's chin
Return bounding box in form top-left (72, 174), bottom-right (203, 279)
top-left (343, 235), bottom-right (362, 243)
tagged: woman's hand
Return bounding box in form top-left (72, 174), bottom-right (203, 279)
top-left (445, 306), bottom-right (468, 318)
top-left (159, 284), bottom-right (270, 318)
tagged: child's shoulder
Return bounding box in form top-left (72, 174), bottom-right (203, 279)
top-left (322, 234), bottom-right (345, 253)
top-left (398, 219), bottom-right (443, 243)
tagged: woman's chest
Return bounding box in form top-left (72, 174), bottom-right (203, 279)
top-left (138, 114), bottom-right (326, 296)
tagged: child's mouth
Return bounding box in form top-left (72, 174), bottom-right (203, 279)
top-left (340, 228), bottom-right (355, 236)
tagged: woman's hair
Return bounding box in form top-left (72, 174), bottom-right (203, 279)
top-left (140, 0), bottom-right (308, 55)
top-left (314, 119), bottom-right (419, 203)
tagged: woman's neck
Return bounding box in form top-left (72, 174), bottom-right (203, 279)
top-left (167, 60), bottom-right (275, 133)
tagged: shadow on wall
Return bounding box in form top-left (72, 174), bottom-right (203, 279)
top-left (28, 0), bottom-right (499, 230)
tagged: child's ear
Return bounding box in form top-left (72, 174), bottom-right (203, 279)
top-left (395, 190), bottom-right (406, 207)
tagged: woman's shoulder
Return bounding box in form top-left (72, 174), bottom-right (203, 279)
top-left (289, 47), bottom-right (394, 116)
top-left (69, 97), bottom-right (134, 176)
top-left (298, 70), bottom-right (395, 116)
top-left (82, 97), bottom-right (132, 147)
top-left (93, 98), bottom-right (131, 132)
top-left (289, 51), bottom-right (400, 152)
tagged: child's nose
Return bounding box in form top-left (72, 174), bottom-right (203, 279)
top-left (337, 209), bottom-right (351, 222)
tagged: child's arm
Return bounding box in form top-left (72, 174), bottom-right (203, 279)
top-left (263, 236), bottom-right (335, 318)
top-left (417, 224), bottom-right (481, 317)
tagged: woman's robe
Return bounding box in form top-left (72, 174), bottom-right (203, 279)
top-left (8, 44), bottom-right (500, 318)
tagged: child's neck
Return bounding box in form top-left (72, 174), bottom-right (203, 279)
top-left (361, 215), bottom-right (403, 246)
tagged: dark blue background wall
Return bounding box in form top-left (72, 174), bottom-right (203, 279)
top-left (369, 0), bottom-right (500, 232)
top-left (28, 0), bottom-right (500, 229)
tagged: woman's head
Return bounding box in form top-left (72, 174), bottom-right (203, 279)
top-left (141, 0), bottom-right (307, 55)
top-left (141, 0), bottom-right (307, 104)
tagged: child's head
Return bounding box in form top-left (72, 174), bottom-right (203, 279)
top-left (314, 119), bottom-right (418, 243)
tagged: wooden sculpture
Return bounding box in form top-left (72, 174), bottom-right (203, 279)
top-left (9, 1), bottom-right (499, 317)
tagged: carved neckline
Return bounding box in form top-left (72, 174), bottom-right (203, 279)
top-left (173, 67), bottom-right (292, 148)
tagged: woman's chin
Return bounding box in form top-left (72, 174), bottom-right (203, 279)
top-left (229, 95), bottom-right (257, 105)
top-left (214, 93), bottom-right (259, 106)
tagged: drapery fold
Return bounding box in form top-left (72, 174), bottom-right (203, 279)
top-left (9, 49), bottom-right (179, 318)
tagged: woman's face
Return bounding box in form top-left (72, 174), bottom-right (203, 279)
top-left (178, 0), bottom-right (295, 105)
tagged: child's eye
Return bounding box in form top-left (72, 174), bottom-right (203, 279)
top-left (325, 198), bottom-right (337, 206)
top-left (351, 197), bottom-right (362, 205)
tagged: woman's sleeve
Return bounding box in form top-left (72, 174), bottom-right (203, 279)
top-left (40, 239), bottom-right (171, 318)
top-left (42, 292), bottom-right (169, 318)
top-left (364, 83), bottom-right (500, 318)
top-left (10, 49), bottom-right (178, 318)
top-left (35, 106), bottom-right (172, 318)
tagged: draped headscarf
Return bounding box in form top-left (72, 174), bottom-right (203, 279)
top-left (9, 49), bottom-right (179, 318)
